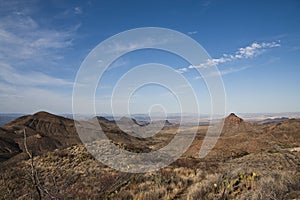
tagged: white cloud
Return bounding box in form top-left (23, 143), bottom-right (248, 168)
top-left (74, 7), bottom-right (82, 15)
top-left (0, 63), bottom-right (73, 87)
top-left (236, 41), bottom-right (280, 59)
top-left (187, 41), bottom-right (280, 70)
top-left (176, 67), bottom-right (188, 73)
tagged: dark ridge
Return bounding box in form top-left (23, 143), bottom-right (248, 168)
top-left (0, 136), bottom-right (21, 162)
top-left (259, 117), bottom-right (289, 125)
top-left (96, 116), bottom-right (112, 123)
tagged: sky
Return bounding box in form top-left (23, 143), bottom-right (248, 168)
top-left (0, 0), bottom-right (300, 115)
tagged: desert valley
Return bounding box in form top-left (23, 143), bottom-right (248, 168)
top-left (0, 111), bottom-right (299, 199)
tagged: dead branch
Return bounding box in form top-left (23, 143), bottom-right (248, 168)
top-left (23, 128), bottom-right (42, 200)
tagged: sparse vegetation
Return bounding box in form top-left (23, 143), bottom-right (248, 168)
top-left (0, 112), bottom-right (300, 199)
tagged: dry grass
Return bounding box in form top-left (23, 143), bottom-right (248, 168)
top-left (0, 144), bottom-right (299, 200)
top-left (187, 150), bottom-right (300, 200)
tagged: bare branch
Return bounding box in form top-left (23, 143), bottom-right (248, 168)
top-left (24, 128), bottom-right (42, 200)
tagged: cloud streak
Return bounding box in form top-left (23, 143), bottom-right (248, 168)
top-left (186, 41), bottom-right (280, 70)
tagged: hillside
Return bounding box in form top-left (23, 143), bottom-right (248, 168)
top-left (0, 112), bottom-right (299, 199)
top-left (0, 111), bottom-right (81, 164)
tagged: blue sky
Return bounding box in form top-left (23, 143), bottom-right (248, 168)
top-left (0, 0), bottom-right (299, 114)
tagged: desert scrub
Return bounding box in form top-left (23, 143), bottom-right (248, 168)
top-left (216, 171), bottom-right (259, 198)
top-left (255, 170), bottom-right (300, 200)
top-left (187, 173), bottom-right (221, 200)
top-left (113, 167), bottom-right (199, 200)
top-left (187, 170), bottom-right (260, 200)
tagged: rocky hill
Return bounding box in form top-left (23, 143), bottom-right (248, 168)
top-left (0, 112), bottom-right (175, 163)
top-left (0, 111), bottom-right (80, 163)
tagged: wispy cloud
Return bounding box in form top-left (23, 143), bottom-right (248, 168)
top-left (74, 7), bottom-right (82, 15)
top-left (188, 31), bottom-right (198, 35)
top-left (201, 0), bottom-right (214, 7)
top-left (0, 63), bottom-right (73, 87)
top-left (0, 10), bottom-right (79, 65)
top-left (176, 67), bottom-right (188, 74)
top-left (186, 41), bottom-right (280, 70)
top-left (108, 58), bottom-right (129, 70)
top-left (196, 66), bottom-right (250, 79)
top-left (107, 37), bottom-right (170, 54)
top-left (0, 2), bottom-right (80, 113)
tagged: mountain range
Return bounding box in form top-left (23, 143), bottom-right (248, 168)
top-left (0, 111), bottom-right (299, 199)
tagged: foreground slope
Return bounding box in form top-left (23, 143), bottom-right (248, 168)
top-left (1, 143), bottom-right (299, 199)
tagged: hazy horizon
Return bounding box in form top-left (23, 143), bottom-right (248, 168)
top-left (1, 111), bottom-right (300, 118)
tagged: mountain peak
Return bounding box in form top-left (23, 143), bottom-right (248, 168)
top-left (33, 111), bottom-right (55, 118)
top-left (224, 113), bottom-right (243, 125)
